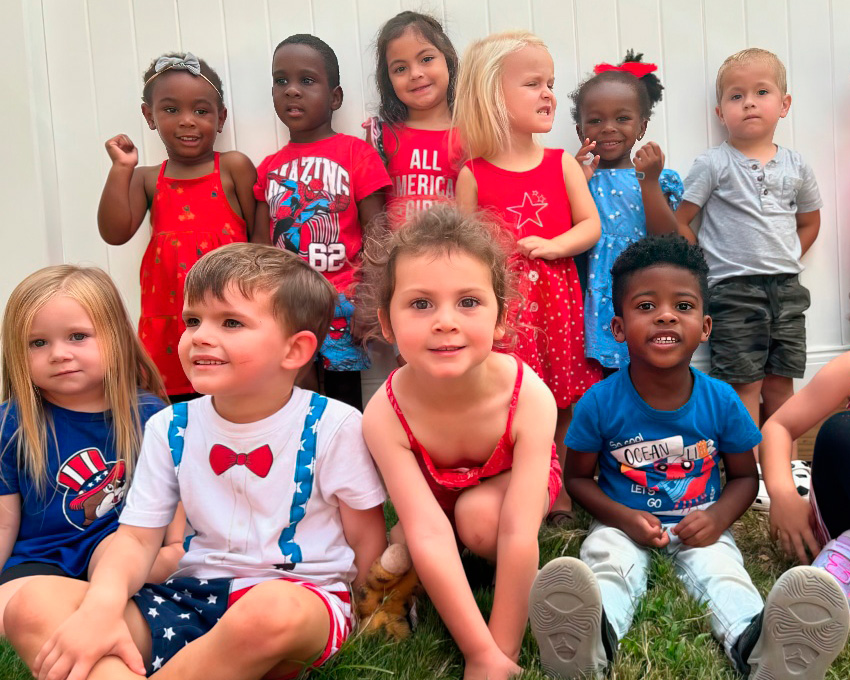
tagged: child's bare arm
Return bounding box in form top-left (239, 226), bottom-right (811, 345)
top-left (358, 191), bottom-right (387, 244)
top-left (796, 209), bottom-right (820, 256)
top-left (634, 142), bottom-right (678, 235)
top-left (763, 352), bottom-right (850, 562)
top-left (455, 167), bottom-right (478, 212)
top-left (339, 502), bottom-right (387, 590)
top-left (673, 450), bottom-right (757, 548)
top-left (253, 202), bottom-right (271, 244)
top-left (362, 390), bottom-right (504, 664)
top-left (517, 153), bottom-right (600, 260)
top-left (98, 135), bottom-right (151, 245)
top-left (0, 494), bottom-right (20, 569)
top-left (489, 372), bottom-right (555, 660)
top-left (675, 201), bottom-right (700, 244)
top-left (222, 151), bottom-right (258, 240)
top-left (147, 502), bottom-right (186, 583)
top-left (566, 448), bottom-right (670, 548)
top-left (35, 523), bottom-right (166, 679)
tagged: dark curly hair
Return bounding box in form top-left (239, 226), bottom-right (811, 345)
top-left (570, 50), bottom-right (664, 124)
top-left (375, 11), bottom-right (458, 126)
top-left (142, 52), bottom-right (224, 106)
top-left (611, 234), bottom-right (709, 317)
top-left (274, 34), bottom-right (340, 90)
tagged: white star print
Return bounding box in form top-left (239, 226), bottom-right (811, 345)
top-left (310, 420), bottom-right (320, 434)
top-left (148, 608), bottom-right (159, 618)
top-left (207, 594), bottom-right (218, 605)
top-left (152, 656), bottom-right (164, 670)
top-left (152, 595), bottom-right (165, 605)
top-left (506, 192), bottom-right (547, 229)
top-left (176, 426), bottom-right (185, 438)
top-left (172, 593), bottom-right (182, 601)
top-left (198, 579), bottom-right (209, 585)
top-left (305, 459), bottom-right (315, 474)
top-left (299, 439), bottom-right (306, 452)
top-left (178, 613), bottom-right (191, 620)
top-left (163, 627), bottom-right (176, 641)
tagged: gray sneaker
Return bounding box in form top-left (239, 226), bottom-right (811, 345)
top-left (529, 557), bottom-right (613, 678)
top-left (746, 565), bottom-right (850, 680)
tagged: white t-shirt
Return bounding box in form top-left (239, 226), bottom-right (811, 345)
top-left (121, 388), bottom-right (386, 590)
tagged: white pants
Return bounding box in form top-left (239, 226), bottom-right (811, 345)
top-left (580, 521), bottom-right (763, 659)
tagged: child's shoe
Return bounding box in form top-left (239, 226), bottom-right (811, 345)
top-left (529, 556), bottom-right (615, 678)
top-left (812, 530), bottom-right (850, 601)
top-left (732, 566), bottom-right (849, 679)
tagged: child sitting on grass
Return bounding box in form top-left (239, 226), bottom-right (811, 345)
top-left (6, 243), bottom-right (387, 680)
top-left (531, 234), bottom-right (849, 680)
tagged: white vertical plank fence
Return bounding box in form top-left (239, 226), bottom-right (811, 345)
top-left (5, 0), bottom-right (850, 397)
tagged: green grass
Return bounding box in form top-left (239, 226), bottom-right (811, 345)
top-left (2, 511), bottom-right (849, 679)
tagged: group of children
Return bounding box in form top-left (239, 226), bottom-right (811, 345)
top-left (0, 8), bottom-right (848, 680)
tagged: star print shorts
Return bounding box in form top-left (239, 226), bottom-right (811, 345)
top-left (133, 576), bottom-right (352, 677)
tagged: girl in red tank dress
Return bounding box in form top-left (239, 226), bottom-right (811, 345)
top-left (364, 11), bottom-right (460, 224)
top-left (97, 52), bottom-right (257, 400)
top-left (455, 32), bottom-right (602, 524)
top-left (360, 204), bottom-right (562, 680)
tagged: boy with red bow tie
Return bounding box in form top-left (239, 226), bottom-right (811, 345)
top-left (7, 244), bottom-right (387, 680)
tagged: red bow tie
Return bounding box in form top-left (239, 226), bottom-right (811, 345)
top-left (209, 444), bottom-right (273, 478)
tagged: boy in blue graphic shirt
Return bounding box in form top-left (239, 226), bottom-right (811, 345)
top-left (528, 235), bottom-right (849, 680)
top-left (7, 244), bottom-right (387, 680)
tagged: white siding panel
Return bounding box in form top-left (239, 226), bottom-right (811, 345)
top-left (788, 0), bottom-right (839, 351)
top-left (42, 1), bottom-right (108, 268)
top-left (833, 0), bottom-right (850, 347)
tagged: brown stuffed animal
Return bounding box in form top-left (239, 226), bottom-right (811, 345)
top-left (355, 543), bottom-right (420, 639)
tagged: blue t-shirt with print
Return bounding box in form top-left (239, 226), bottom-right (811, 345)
top-left (0, 393), bottom-right (165, 576)
top-left (566, 367), bottom-right (760, 523)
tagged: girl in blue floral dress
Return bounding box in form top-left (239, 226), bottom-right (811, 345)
top-left (572, 51), bottom-right (683, 371)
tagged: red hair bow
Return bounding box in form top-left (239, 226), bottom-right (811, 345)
top-left (593, 61), bottom-right (658, 78)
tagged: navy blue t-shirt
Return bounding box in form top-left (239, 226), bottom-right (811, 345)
top-left (0, 393), bottom-right (165, 576)
top-left (566, 368), bottom-right (761, 523)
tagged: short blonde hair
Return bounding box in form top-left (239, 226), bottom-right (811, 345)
top-left (715, 48), bottom-right (787, 103)
top-left (453, 31), bottom-right (547, 160)
top-left (184, 243), bottom-right (337, 348)
top-left (1, 266), bottom-right (166, 494)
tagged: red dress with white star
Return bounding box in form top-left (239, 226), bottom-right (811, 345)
top-left (465, 149), bottom-right (601, 407)
top-left (139, 153), bottom-right (247, 396)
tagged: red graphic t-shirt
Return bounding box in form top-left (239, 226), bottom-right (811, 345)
top-left (380, 123), bottom-right (459, 221)
top-left (254, 134), bottom-right (390, 292)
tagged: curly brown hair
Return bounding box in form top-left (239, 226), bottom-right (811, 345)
top-left (355, 203), bottom-right (520, 346)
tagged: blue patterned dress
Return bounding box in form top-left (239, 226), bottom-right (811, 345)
top-left (585, 169), bottom-right (683, 369)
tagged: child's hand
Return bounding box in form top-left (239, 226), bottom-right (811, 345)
top-left (622, 509), bottom-right (670, 548)
top-left (463, 648), bottom-right (522, 680)
top-left (104, 134), bottom-right (139, 169)
top-left (576, 138), bottom-right (600, 181)
top-left (517, 236), bottom-right (560, 260)
top-left (633, 141), bottom-right (665, 183)
top-left (671, 509), bottom-right (724, 547)
top-left (35, 605), bottom-right (145, 680)
top-left (769, 488), bottom-right (820, 565)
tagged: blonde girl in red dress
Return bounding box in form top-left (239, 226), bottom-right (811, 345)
top-left (454, 31), bottom-right (602, 524)
top-left (364, 11), bottom-right (460, 223)
top-left (97, 52), bottom-right (257, 401)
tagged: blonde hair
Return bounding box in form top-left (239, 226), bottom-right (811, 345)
top-left (1, 266), bottom-right (166, 494)
top-left (715, 48), bottom-right (787, 103)
top-left (453, 31), bottom-right (547, 160)
top-left (185, 243), bottom-right (337, 348)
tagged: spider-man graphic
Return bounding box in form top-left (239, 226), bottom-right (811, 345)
top-left (267, 174), bottom-right (351, 254)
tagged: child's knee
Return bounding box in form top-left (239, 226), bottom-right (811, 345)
top-left (454, 496), bottom-right (498, 555)
top-left (5, 577), bottom-right (86, 648)
top-left (222, 584), bottom-right (326, 658)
